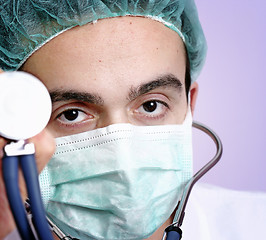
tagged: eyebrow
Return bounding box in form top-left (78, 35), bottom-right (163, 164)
top-left (128, 74), bottom-right (183, 101)
top-left (49, 74), bottom-right (182, 105)
top-left (49, 90), bottom-right (104, 105)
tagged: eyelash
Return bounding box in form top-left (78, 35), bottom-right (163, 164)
top-left (134, 99), bottom-right (170, 120)
top-left (55, 107), bottom-right (93, 126)
top-left (49, 93), bottom-right (172, 136)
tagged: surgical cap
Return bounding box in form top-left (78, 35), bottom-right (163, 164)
top-left (0, 0), bottom-right (207, 81)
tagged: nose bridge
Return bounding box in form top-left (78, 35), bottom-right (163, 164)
top-left (97, 108), bottom-right (130, 128)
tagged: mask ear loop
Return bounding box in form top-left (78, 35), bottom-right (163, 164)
top-left (162, 119), bottom-right (223, 240)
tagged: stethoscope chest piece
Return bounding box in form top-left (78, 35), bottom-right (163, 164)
top-left (0, 72), bottom-right (51, 140)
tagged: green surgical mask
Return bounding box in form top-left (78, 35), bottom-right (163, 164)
top-left (39, 110), bottom-right (193, 240)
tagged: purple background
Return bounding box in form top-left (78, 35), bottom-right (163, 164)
top-left (193, 0), bottom-right (266, 191)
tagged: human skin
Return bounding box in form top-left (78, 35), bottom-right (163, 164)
top-left (0, 16), bottom-right (198, 239)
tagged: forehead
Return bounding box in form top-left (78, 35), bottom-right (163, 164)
top-left (23, 16), bottom-right (186, 91)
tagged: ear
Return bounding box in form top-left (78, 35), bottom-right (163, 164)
top-left (189, 81), bottom-right (199, 116)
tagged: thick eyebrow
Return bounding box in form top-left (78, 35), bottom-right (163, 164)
top-left (128, 74), bottom-right (183, 101)
top-left (49, 90), bottom-right (104, 105)
top-left (49, 74), bottom-right (182, 104)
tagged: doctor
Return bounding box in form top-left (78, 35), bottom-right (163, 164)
top-left (0, 0), bottom-right (265, 239)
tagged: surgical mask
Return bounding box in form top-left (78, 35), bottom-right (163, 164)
top-left (39, 110), bottom-right (193, 240)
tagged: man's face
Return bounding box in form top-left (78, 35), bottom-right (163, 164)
top-left (22, 16), bottom-right (197, 239)
top-left (22, 16), bottom-right (194, 138)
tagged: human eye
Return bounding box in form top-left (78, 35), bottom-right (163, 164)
top-left (137, 100), bottom-right (168, 116)
top-left (48, 103), bottom-right (97, 137)
top-left (56, 108), bottom-right (92, 125)
top-left (133, 97), bottom-right (170, 123)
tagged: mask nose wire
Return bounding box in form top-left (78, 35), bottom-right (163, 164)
top-left (162, 121), bottom-right (223, 240)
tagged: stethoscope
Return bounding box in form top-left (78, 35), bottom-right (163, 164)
top-left (0, 72), bottom-right (222, 240)
top-left (0, 72), bottom-right (53, 240)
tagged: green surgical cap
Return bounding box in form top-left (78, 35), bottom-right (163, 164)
top-left (0, 0), bottom-right (207, 81)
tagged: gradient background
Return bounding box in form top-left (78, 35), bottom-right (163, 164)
top-left (193, 0), bottom-right (265, 191)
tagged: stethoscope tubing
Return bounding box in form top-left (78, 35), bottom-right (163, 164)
top-left (20, 153), bottom-right (53, 240)
top-left (2, 152), bottom-right (53, 240)
top-left (175, 121), bottom-right (223, 226)
top-left (2, 155), bottom-right (35, 240)
top-left (164, 121), bottom-right (223, 240)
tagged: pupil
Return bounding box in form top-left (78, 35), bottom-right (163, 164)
top-left (143, 101), bottom-right (157, 112)
top-left (64, 110), bottom-right (79, 121)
